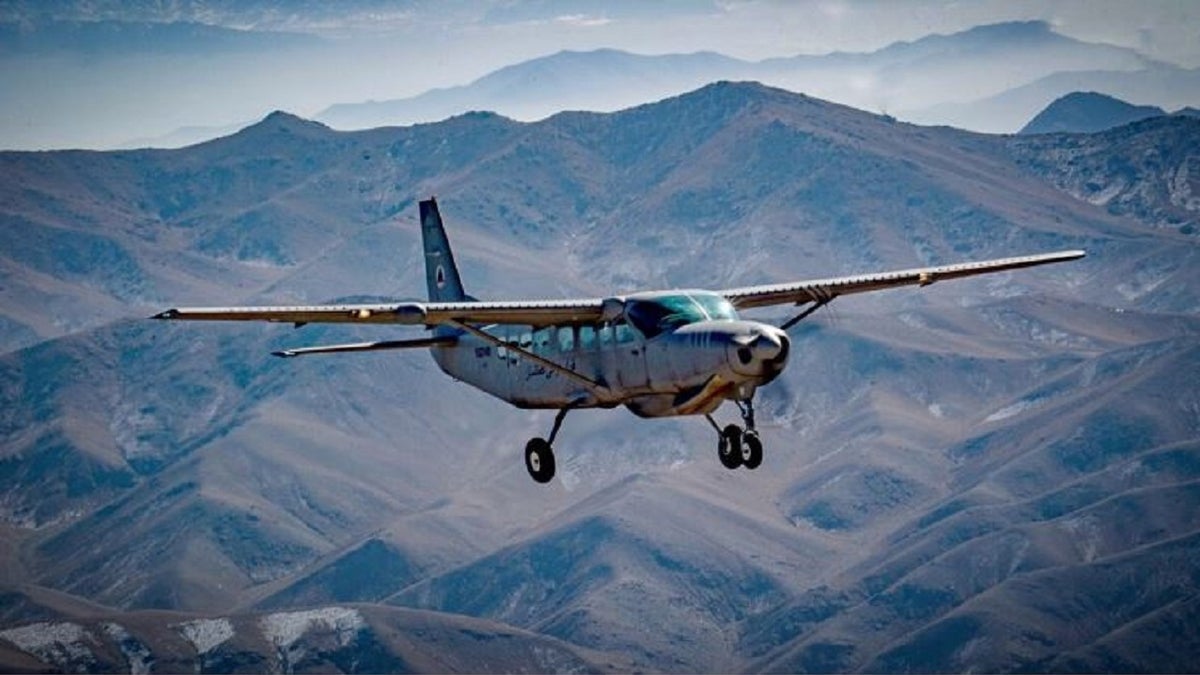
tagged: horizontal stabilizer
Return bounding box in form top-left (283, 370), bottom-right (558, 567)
top-left (272, 336), bottom-right (456, 358)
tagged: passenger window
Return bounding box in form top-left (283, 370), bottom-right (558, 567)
top-left (579, 326), bottom-right (595, 350)
top-left (519, 332), bottom-right (532, 348)
top-left (558, 326), bottom-right (575, 351)
top-left (535, 327), bottom-right (551, 349)
top-left (599, 324), bottom-right (612, 346)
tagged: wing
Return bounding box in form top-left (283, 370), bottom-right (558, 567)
top-left (154, 250), bottom-right (1085, 326)
top-left (722, 250), bottom-right (1086, 310)
top-left (153, 298), bottom-right (609, 328)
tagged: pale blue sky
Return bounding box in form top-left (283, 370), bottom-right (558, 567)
top-left (2, 0), bottom-right (1197, 149)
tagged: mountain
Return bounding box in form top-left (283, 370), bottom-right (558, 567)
top-left (1, 82), bottom-right (1198, 672)
top-left (315, 21), bottom-right (1160, 133)
top-left (1019, 92), bottom-right (1166, 135)
top-left (761, 21), bottom-right (1154, 116)
top-left (907, 64), bottom-right (1200, 133)
top-left (318, 48), bottom-right (750, 129)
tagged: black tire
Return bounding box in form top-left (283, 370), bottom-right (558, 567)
top-left (742, 430), bottom-right (763, 470)
top-left (524, 437), bottom-right (556, 484)
top-left (718, 424), bottom-right (743, 469)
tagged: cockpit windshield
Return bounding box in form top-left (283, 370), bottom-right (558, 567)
top-left (624, 292), bottom-right (739, 339)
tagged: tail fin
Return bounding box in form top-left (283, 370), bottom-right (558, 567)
top-left (419, 198), bottom-right (468, 303)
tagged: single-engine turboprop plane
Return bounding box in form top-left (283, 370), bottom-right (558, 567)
top-left (155, 198), bottom-right (1084, 483)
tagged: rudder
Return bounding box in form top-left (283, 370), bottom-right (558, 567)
top-left (419, 198), bottom-right (468, 303)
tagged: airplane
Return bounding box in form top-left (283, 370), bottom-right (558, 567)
top-left (154, 198), bottom-right (1085, 484)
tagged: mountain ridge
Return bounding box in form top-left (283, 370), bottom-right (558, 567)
top-left (1020, 91), bottom-right (1168, 134)
top-left (314, 22), bottom-right (1162, 135)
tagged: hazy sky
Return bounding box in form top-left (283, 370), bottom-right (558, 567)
top-left (1, 0), bottom-right (1197, 149)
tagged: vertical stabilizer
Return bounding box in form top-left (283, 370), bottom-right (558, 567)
top-left (419, 198), bottom-right (468, 303)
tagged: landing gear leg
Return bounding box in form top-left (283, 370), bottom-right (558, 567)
top-left (736, 399), bottom-right (764, 470)
top-left (525, 408), bottom-right (570, 484)
top-left (708, 414), bottom-right (743, 469)
top-left (706, 398), bottom-right (764, 471)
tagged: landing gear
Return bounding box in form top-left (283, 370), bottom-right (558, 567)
top-left (524, 438), bottom-right (555, 483)
top-left (718, 424), bottom-right (743, 469)
top-left (708, 398), bottom-right (764, 471)
top-left (524, 407), bottom-right (570, 484)
top-left (741, 430), bottom-right (763, 470)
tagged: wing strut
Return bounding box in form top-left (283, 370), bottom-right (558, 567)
top-left (445, 320), bottom-right (611, 397)
top-left (779, 296), bottom-right (834, 331)
top-left (272, 336), bottom-right (456, 358)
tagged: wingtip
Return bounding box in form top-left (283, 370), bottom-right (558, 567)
top-left (271, 350), bottom-right (297, 358)
top-left (151, 309), bottom-right (178, 320)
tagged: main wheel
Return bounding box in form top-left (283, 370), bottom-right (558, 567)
top-left (741, 430), bottom-right (763, 470)
top-left (524, 437), bottom-right (556, 484)
top-left (718, 424), bottom-right (743, 469)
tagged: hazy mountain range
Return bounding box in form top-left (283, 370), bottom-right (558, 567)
top-left (1, 82), bottom-right (1198, 672)
top-left (316, 21), bottom-right (1189, 136)
top-left (6, 17), bottom-right (1200, 150)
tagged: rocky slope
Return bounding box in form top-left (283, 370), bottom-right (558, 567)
top-left (1008, 115), bottom-right (1200, 235)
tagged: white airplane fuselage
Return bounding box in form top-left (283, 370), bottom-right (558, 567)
top-left (430, 290), bottom-right (790, 418)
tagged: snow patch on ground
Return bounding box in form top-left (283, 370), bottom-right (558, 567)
top-left (261, 607), bottom-right (365, 650)
top-left (0, 621), bottom-right (94, 668)
top-left (177, 618), bottom-right (235, 655)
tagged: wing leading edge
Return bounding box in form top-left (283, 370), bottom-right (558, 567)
top-left (721, 250), bottom-right (1086, 310)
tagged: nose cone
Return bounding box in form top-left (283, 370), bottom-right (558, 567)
top-left (752, 331), bottom-right (786, 362)
top-left (728, 325), bottom-right (791, 381)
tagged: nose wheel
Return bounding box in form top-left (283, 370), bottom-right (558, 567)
top-left (708, 399), bottom-right (763, 470)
